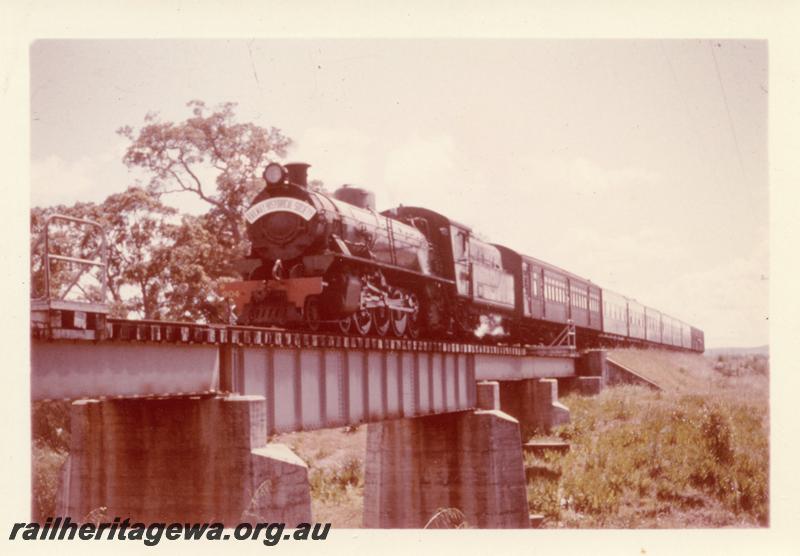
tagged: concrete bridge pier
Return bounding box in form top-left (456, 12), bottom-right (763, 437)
top-left (56, 395), bottom-right (312, 525)
top-left (575, 349), bottom-right (608, 395)
top-left (363, 383), bottom-right (529, 528)
top-left (497, 378), bottom-right (571, 436)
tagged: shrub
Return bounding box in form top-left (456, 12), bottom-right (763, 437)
top-left (527, 384), bottom-right (769, 527)
top-left (31, 401), bottom-right (72, 521)
top-left (32, 441), bottom-right (67, 521)
top-left (31, 401), bottom-right (71, 453)
top-left (309, 456), bottom-right (363, 503)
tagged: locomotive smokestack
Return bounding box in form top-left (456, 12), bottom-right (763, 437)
top-left (285, 163), bottom-right (310, 188)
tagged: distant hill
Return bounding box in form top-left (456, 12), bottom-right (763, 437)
top-left (705, 345), bottom-right (769, 357)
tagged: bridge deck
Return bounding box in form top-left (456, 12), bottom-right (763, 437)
top-left (31, 317), bottom-right (577, 433)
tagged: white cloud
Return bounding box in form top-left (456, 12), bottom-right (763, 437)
top-left (31, 154), bottom-right (101, 207)
top-left (30, 138), bottom-right (131, 208)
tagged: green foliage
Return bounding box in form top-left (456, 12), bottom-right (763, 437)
top-left (160, 213), bottom-right (243, 322)
top-left (713, 354), bottom-right (769, 377)
top-left (525, 452), bottom-right (563, 519)
top-left (528, 383), bottom-right (769, 527)
top-left (308, 456), bottom-right (364, 503)
top-left (31, 188), bottom-right (178, 318)
top-left (32, 441), bottom-right (68, 521)
top-left (31, 188), bottom-right (245, 322)
top-left (31, 401), bottom-right (72, 521)
top-left (31, 401), bottom-right (72, 453)
top-left (30, 203), bottom-right (110, 306)
top-left (118, 100), bottom-right (291, 245)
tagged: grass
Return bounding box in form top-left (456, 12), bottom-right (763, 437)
top-left (272, 426), bottom-right (367, 528)
top-left (607, 349), bottom-right (769, 405)
top-left (31, 400), bottom-right (72, 520)
top-left (526, 350), bottom-right (769, 528)
top-left (32, 440), bottom-right (68, 520)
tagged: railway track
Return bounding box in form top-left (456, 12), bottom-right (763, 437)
top-left (31, 313), bottom-right (582, 358)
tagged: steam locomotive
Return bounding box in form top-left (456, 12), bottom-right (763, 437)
top-left (222, 162), bottom-right (704, 352)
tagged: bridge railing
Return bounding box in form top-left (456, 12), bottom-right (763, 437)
top-left (33, 214), bottom-right (109, 304)
top-left (31, 214), bottom-right (110, 339)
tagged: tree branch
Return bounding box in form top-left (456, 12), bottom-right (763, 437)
top-left (178, 156), bottom-right (204, 193)
top-left (176, 157), bottom-right (226, 209)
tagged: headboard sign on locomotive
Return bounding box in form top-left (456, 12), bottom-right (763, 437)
top-left (220, 162), bottom-right (703, 353)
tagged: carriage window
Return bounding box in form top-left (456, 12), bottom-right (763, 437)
top-left (571, 287), bottom-right (588, 309)
top-left (589, 292), bottom-right (599, 313)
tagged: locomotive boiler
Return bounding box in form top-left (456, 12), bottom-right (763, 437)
top-left (223, 162), bottom-right (443, 337)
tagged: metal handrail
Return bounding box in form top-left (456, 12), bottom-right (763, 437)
top-left (35, 214), bottom-right (108, 303)
top-left (549, 319), bottom-right (576, 349)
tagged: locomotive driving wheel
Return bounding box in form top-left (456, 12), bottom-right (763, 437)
top-left (352, 309), bottom-right (373, 336)
top-left (389, 288), bottom-right (408, 337)
top-left (373, 304), bottom-right (391, 336)
top-left (405, 292), bottom-right (421, 339)
top-left (304, 296), bottom-right (322, 332)
top-left (338, 316), bottom-right (352, 334)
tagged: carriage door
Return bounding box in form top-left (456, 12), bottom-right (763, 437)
top-left (523, 261), bottom-right (544, 319)
top-left (450, 226), bottom-right (471, 297)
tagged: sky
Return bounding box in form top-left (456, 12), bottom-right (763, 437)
top-left (29, 39), bottom-right (769, 348)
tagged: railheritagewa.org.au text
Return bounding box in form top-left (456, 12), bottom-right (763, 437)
top-left (9, 517), bottom-right (331, 546)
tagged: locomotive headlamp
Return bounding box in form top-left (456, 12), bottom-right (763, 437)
top-left (263, 163), bottom-right (287, 186)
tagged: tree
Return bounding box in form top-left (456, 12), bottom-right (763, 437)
top-left (98, 187), bottom-right (179, 320)
top-left (31, 188), bottom-right (180, 320)
top-left (30, 202), bottom-right (109, 307)
top-left (117, 100), bottom-right (292, 247)
top-left (32, 188), bottom-right (247, 322)
top-left (161, 213), bottom-right (238, 323)
top-left (32, 100), bottom-right (293, 323)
